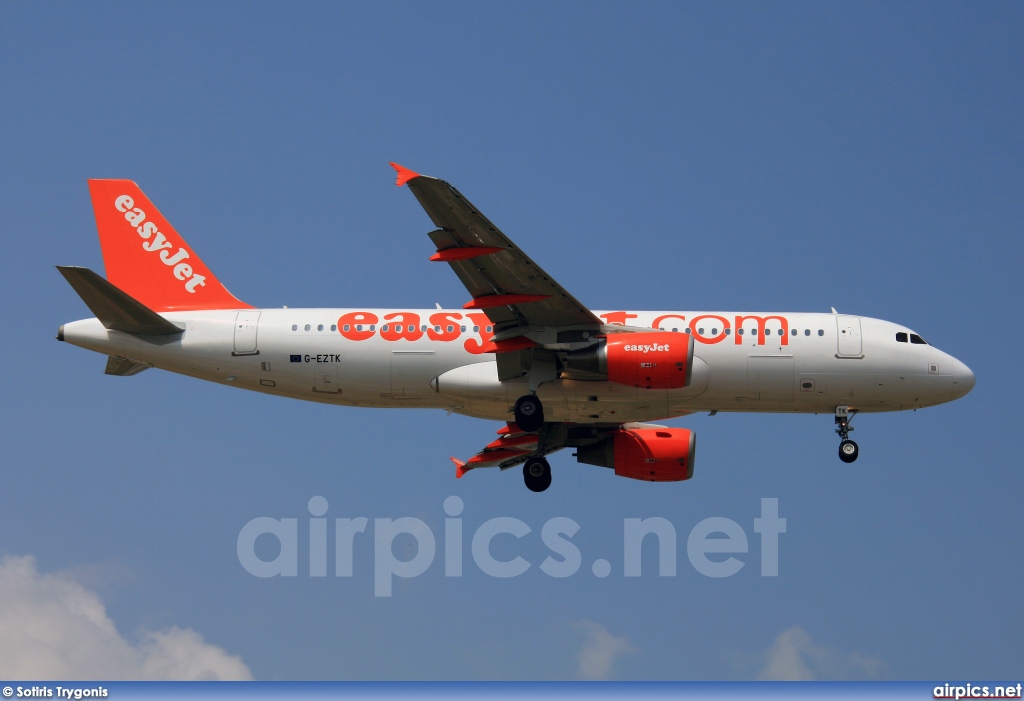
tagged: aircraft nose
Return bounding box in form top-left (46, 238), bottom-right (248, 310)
top-left (950, 358), bottom-right (975, 399)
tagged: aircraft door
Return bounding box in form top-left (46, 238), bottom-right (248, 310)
top-left (836, 316), bottom-right (863, 357)
top-left (233, 311), bottom-right (261, 355)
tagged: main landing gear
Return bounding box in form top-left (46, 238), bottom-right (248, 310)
top-left (515, 393), bottom-right (548, 491)
top-left (835, 406), bottom-right (859, 463)
top-left (523, 456), bottom-right (552, 492)
top-left (514, 394), bottom-right (544, 432)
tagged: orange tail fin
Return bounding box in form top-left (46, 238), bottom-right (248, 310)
top-left (88, 180), bottom-right (252, 312)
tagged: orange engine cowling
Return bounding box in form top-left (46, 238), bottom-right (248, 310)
top-left (607, 332), bottom-right (694, 389)
top-left (576, 427), bottom-right (696, 482)
top-left (565, 332), bottom-right (694, 389)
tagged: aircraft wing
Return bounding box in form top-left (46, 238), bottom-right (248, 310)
top-left (451, 422), bottom-right (568, 478)
top-left (450, 419), bottom-right (684, 481)
top-left (391, 163), bottom-right (602, 336)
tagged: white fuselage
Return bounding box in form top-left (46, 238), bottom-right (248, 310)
top-left (60, 308), bottom-right (975, 424)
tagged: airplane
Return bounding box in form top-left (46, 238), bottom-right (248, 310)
top-left (56, 164), bottom-right (975, 492)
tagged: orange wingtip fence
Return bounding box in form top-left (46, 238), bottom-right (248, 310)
top-left (389, 162), bottom-right (421, 187)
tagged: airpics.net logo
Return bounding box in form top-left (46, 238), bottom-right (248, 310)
top-left (236, 497), bottom-right (786, 596)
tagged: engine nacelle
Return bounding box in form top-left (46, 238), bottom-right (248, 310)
top-left (565, 331), bottom-right (694, 389)
top-left (576, 427), bottom-right (696, 482)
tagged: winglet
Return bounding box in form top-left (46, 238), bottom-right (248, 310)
top-left (389, 162), bottom-right (421, 187)
top-left (450, 456), bottom-right (470, 479)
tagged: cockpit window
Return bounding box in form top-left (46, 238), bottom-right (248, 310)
top-left (896, 332), bottom-right (908, 343)
top-left (910, 334), bottom-right (927, 345)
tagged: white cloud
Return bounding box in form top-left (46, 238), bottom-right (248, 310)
top-left (756, 626), bottom-right (881, 681)
top-left (573, 620), bottom-right (636, 681)
top-left (0, 555), bottom-right (252, 680)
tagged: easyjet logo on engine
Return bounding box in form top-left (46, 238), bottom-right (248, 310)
top-left (624, 343), bottom-right (670, 353)
top-left (114, 195), bottom-right (207, 293)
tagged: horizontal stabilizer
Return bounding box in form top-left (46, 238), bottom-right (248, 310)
top-left (57, 266), bottom-right (183, 336)
top-left (104, 355), bottom-right (151, 376)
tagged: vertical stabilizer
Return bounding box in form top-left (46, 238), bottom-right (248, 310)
top-left (88, 180), bottom-right (252, 312)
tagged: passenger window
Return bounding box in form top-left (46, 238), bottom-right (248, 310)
top-left (331, 325), bottom-right (337, 332)
top-left (381, 325), bottom-right (389, 332)
top-left (291, 324), bottom-right (297, 331)
top-left (369, 325), bottom-right (375, 332)
top-left (434, 326), bottom-right (441, 332)
top-left (725, 328), bottom-right (731, 335)
top-left (487, 326), bottom-right (493, 333)
top-left (460, 325), bottom-right (467, 332)
top-left (804, 329), bottom-right (810, 336)
top-left (304, 324), bottom-right (311, 331)
top-left (446, 325), bottom-right (454, 333)
top-left (671, 327), bottom-right (678, 332)
top-left (317, 324), bottom-right (324, 331)
top-left (896, 332), bottom-right (908, 343)
top-left (738, 328), bottom-right (744, 336)
top-left (711, 328), bottom-right (717, 335)
top-left (698, 328), bottom-right (704, 335)
top-left (473, 326), bottom-right (480, 332)
top-left (817, 330), bottom-right (824, 336)
top-left (910, 334), bottom-right (927, 345)
top-left (344, 325), bottom-right (350, 332)
top-left (356, 325), bottom-right (362, 331)
top-left (791, 329), bottom-right (797, 336)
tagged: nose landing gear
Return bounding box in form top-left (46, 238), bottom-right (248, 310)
top-left (835, 406), bottom-right (859, 463)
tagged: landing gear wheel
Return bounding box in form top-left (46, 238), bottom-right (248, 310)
top-left (514, 395), bottom-right (544, 432)
top-left (523, 457), bottom-right (552, 492)
top-left (838, 440), bottom-right (859, 463)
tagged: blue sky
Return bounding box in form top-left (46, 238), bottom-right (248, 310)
top-left (0, 1), bottom-right (1021, 681)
